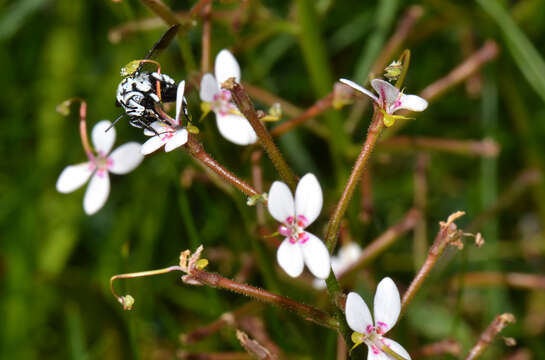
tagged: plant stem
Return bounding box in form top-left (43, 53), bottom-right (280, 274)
top-left (464, 313), bottom-right (516, 360)
top-left (271, 93), bottom-right (334, 137)
top-left (325, 110), bottom-right (384, 253)
top-left (376, 136), bottom-right (500, 157)
top-left (400, 212), bottom-right (465, 314)
top-left (200, 2), bottom-right (211, 73)
top-left (181, 302), bottom-right (261, 344)
top-left (223, 79), bottom-right (298, 189)
top-left (184, 135), bottom-right (260, 198)
top-left (450, 272), bottom-right (545, 290)
top-left (191, 269), bottom-right (338, 329)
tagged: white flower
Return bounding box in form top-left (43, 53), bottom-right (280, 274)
top-left (200, 49), bottom-right (257, 145)
top-left (267, 173), bottom-right (330, 279)
top-left (56, 121), bottom-right (144, 215)
top-left (339, 78), bottom-right (428, 127)
top-left (346, 278), bottom-right (411, 360)
top-left (313, 242), bottom-right (362, 289)
top-left (141, 81), bottom-right (189, 155)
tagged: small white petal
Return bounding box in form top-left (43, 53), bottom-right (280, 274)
top-left (141, 135), bottom-right (166, 155)
top-left (277, 239), bottom-right (304, 278)
top-left (394, 94), bottom-right (428, 113)
top-left (91, 120), bottom-right (116, 154)
top-left (83, 172), bottom-right (110, 215)
top-left (373, 277), bottom-right (401, 334)
top-left (143, 128), bottom-right (155, 136)
top-left (165, 129), bottom-right (188, 152)
top-left (109, 142), bottom-right (144, 174)
top-left (339, 78), bottom-right (378, 103)
top-left (200, 73), bottom-right (220, 102)
top-left (371, 79), bottom-right (400, 107)
top-left (338, 243), bottom-right (363, 266)
top-left (56, 162), bottom-right (93, 193)
top-left (267, 181), bottom-right (295, 223)
top-left (294, 173), bottom-right (323, 225)
top-left (300, 232), bottom-right (330, 279)
top-left (312, 279), bottom-right (327, 290)
top-left (175, 81), bottom-right (186, 125)
top-left (345, 292), bottom-right (373, 334)
top-left (215, 113), bottom-right (257, 145)
top-left (381, 338), bottom-right (411, 360)
top-left (215, 49), bottom-right (241, 85)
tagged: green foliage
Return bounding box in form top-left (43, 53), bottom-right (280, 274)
top-left (1, 0), bottom-right (545, 359)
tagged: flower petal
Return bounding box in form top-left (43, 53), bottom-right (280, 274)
top-left (109, 142), bottom-right (144, 174)
top-left (371, 79), bottom-right (400, 108)
top-left (92, 120), bottom-right (116, 154)
top-left (345, 292), bottom-right (373, 334)
top-left (214, 49), bottom-right (241, 85)
top-left (215, 113), bottom-right (257, 145)
top-left (294, 173), bottom-right (323, 225)
top-left (277, 239), bottom-right (304, 278)
top-left (339, 78), bottom-right (378, 103)
top-left (373, 277), bottom-right (401, 334)
top-left (381, 338), bottom-right (411, 360)
top-left (200, 73), bottom-right (220, 102)
top-left (338, 243), bottom-right (363, 265)
top-left (394, 94), bottom-right (428, 113)
top-left (366, 344), bottom-right (389, 360)
top-left (141, 135), bottom-right (166, 155)
top-left (267, 180), bottom-right (295, 223)
top-left (165, 129), bottom-right (188, 152)
top-left (83, 172), bottom-right (110, 215)
top-left (56, 162), bottom-right (93, 193)
top-left (175, 81), bottom-right (186, 125)
top-left (300, 232), bottom-right (330, 279)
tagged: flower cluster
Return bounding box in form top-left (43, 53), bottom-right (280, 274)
top-left (56, 120), bottom-right (143, 215)
top-left (340, 78), bottom-right (427, 127)
top-left (267, 174), bottom-right (331, 279)
top-left (346, 278), bottom-right (410, 359)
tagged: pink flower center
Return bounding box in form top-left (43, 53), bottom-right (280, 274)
top-left (278, 215), bottom-right (310, 244)
top-left (212, 90), bottom-right (236, 116)
top-left (89, 151), bottom-right (113, 178)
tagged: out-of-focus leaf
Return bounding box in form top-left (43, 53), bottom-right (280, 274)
top-left (478, 0), bottom-right (545, 104)
top-left (0, 0), bottom-right (48, 41)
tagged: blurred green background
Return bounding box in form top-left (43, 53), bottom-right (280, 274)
top-left (2, 0), bottom-right (545, 359)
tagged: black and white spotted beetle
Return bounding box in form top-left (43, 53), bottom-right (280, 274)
top-left (114, 25), bottom-right (188, 131)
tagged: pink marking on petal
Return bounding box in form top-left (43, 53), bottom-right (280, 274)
top-left (376, 321), bottom-right (388, 334)
top-left (366, 325), bottom-right (374, 334)
top-left (289, 236), bottom-right (297, 244)
top-left (285, 216), bottom-right (294, 224)
top-left (97, 168), bottom-right (106, 178)
top-left (371, 345), bottom-right (380, 355)
top-left (296, 214), bottom-right (309, 228)
top-left (278, 225), bottom-right (291, 237)
top-left (107, 157), bottom-right (114, 169)
top-left (298, 232), bottom-right (309, 244)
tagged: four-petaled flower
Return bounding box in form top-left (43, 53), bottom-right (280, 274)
top-left (340, 78), bottom-right (428, 127)
top-left (313, 242), bottom-right (362, 289)
top-left (346, 278), bottom-right (411, 360)
top-left (56, 120), bottom-right (144, 215)
top-left (200, 49), bottom-right (257, 145)
top-left (267, 173), bottom-right (331, 279)
top-left (141, 81), bottom-right (189, 155)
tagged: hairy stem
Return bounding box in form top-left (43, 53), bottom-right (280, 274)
top-left (191, 269), bottom-right (338, 329)
top-left (224, 79), bottom-right (298, 189)
top-left (325, 110), bottom-right (384, 253)
top-left (464, 313), bottom-right (516, 360)
top-left (184, 135), bottom-right (260, 198)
